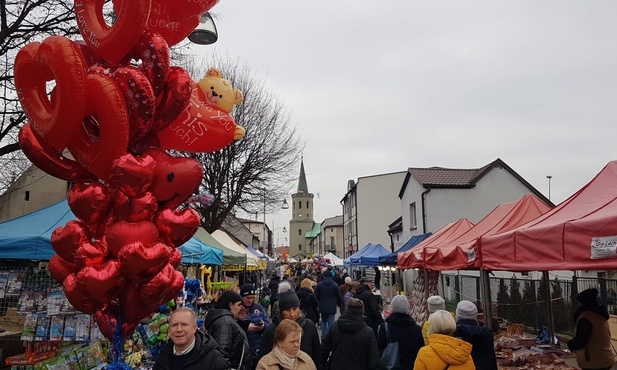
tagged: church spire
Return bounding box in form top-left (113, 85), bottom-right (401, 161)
top-left (297, 157), bottom-right (309, 194)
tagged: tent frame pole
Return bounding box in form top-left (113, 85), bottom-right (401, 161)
top-left (542, 271), bottom-right (556, 345)
top-left (480, 268), bottom-right (494, 331)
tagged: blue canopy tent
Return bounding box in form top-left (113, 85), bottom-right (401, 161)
top-left (345, 243), bottom-right (390, 266)
top-left (378, 233), bottom-right (432, 265)
top-left (0, 200), bottom-right (222, 265)
top-left (344, 243), bottom-right (372, 266)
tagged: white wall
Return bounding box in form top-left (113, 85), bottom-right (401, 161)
top-left (356, 172), bottom-right (406, 250)
top-left (400, 166), bottom-right (539, 243)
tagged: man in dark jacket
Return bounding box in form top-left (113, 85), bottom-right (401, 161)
top-left (267, 273), bottom-right (281, 315)
top-left (315, 268), bottom-right (342, 336)
top-left (153, 307), bottom-right (228, 370)
top-left (321, 298), bottom-right (380, 370)
top-left (258, 290), bottom-right (322, 370)
top-left (567, 288), bottom-right (615, 370)
top-left (238, 283), bottom-right (270, 370)
top-left (453, 300), bottom-right (497, 370)
top-left (354, 278), bottom-right (383, 338)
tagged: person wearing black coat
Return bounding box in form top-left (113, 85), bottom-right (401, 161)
top-left (204, 291), bottom-right (252, 370)
top-left (268, 273), bottom-right (281, 315)
top-left (453, 300), bottom-right (498, 370)
top-left (296, 278), bottom-right (319, 324)
top-left (321, 298), bottom-right (380, 370)
top-left (153, 308), bottom-right (228, 370)
top-left (259, 291), bottom-right (322, 370)
top-left (315, 271), bottom-right (342, 337)
top-left (353, 279), bottom-right (383, 337)
top-left (377, 295), bottom-right (424, 370)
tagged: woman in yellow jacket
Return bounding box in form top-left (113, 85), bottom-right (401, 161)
top-left (414, 310), bottom-right (475, 370)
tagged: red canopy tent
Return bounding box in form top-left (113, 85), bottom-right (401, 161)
top-left (397, 218), bottom-right (475, 269)
top-left (481, 160), bottom-right (617, 271)
top-left (421, 194), bottom-right (552, 271)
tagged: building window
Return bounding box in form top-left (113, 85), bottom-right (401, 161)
top-left (330, 228), bottom-right (333, 232)
top-left (299, 244), bottom-right (302, 250)
top-left (298, 229), bottom-right (302, 236)
top-left (330, 236), bottom-right (334, 248)
top-left (24, 191), bottom-right (30, 201)
top-left (396, 235), bottom-right (399, 241)
top-left (410, 202), bottom-right (417, 230)
top-left (306, 201), bottom-right (309, 208)
top-left (299, 201), bottom-right (302, 209)
top-left (299, 214), bottom-right (302, 218)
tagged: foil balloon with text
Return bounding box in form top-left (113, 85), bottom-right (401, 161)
top-left (13, 0), bottom-right (239, 349)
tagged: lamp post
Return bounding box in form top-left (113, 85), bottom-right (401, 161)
top-left (188, 12), bottom-right (218, 45)
top-left (262, 189), bottom-right (289, 257)
top-left (546, 175), bottom-right (552, 200)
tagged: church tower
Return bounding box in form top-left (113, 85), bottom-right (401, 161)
top-left (289, 158), bottom-right (315, 258)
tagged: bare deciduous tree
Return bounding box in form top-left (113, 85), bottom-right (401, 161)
top-left (183, 55), bottom-right (303, 232)
top-left (0, 0), bottom-right (79, 192)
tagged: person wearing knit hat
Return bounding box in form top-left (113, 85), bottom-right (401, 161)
top-left (238, 284), bottom-right (270, 370)
top-left (321, 298), bottom-right (380, 370)
top-left (377, 295), bottom-right (423, 369)
top-left (422, 295), bottom-right (446, 344)
top-left (269, 281), bottom-right (294, 320)
top-left (568, 288), bottom-right (614, 370)
top-left (258, 290), bottom-right (321, 367)
top-left (427, 295), bottom-right (446, 313)
top-left (454, 301), bottom-right (497, 370)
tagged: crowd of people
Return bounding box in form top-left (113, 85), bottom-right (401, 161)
top-left (152, 266), bottom-right (613, 370)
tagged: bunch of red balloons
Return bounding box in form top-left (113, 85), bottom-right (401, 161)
top-left (14, 0), bottom-right (244, 342)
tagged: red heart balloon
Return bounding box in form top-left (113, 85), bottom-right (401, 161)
top-left (112, 190), bottom-right (158, 222)
top-left (63, 274), bottom-right (101, 314)
top-left (51, 220), bottom-right (89, 263)
top-left (94, 303), bottom-right (138, 342)
top-left (118, 241), bottom-right (170, 283)
top-left (67, 183), bottom-right (112, 228)
top-left (150, 66), bottom-right (192, 134)
top-left (19, 123), bottom-right (97, 182)
top-left (139, 264), bottom-right (177, 306)
top-left (74, 240), bottom-right (109, 269)
top-left (76, 260), bottom-right (125, 304)
top-left (109, 153), bottom-right (156, 198)
top-left (161, 269), bottom-right (185, 304)
top-left (14, 37), bottom-right (88, 151)
top-left (146, 148), bottom-right (203, 209)
top-left (154, 208), bottom-right (200, 247)
top-left (105, 221), bottom-right (160, 257)
top-left (169, 248), bottom-right (181, 268)
top-left (130, 32), bottom-right (170, 96)
top-left (120, 284), bottom-right (161, 324)
top-left (112, 66), bottom-right (156, 145)
top-left (48, 255), bottom-right (79, 284)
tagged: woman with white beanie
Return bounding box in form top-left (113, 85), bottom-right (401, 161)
top-left (422, 295), bottom-right (446, 344)
top-left (377, 295), bottom-right (424, 369)
top-left (453, 300), bottom-right (497, 370)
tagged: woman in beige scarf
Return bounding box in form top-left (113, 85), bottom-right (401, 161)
top-left (256, 319), bottom-right (316, 370)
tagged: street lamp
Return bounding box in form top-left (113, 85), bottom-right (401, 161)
top-left (262, 190), bottom-right (289, 257)
top-left (188, 12), bottom-right (218, 45)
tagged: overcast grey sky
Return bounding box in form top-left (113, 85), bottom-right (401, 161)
top-left (204, 1), bottom-right (617, 244)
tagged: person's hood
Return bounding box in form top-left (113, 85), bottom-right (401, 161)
top-left (386, 312), bottom-right (417, 326)
top-left (428, 333), bottom-right (473, 365)
top-left (336, 313), bottom-right (368, 334)
top-left (321, 276), bottom-right (334, 286)
top-left (355, 283), bottom-right (371, 295)
top-left (455, 320), bottom-right (484, 339)
top-left (296, 287), bottom-right (312, 299)
top-left (203, 308), bottom-right (233, 329)
top-left (574, 302), bottom-right (610, 321)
